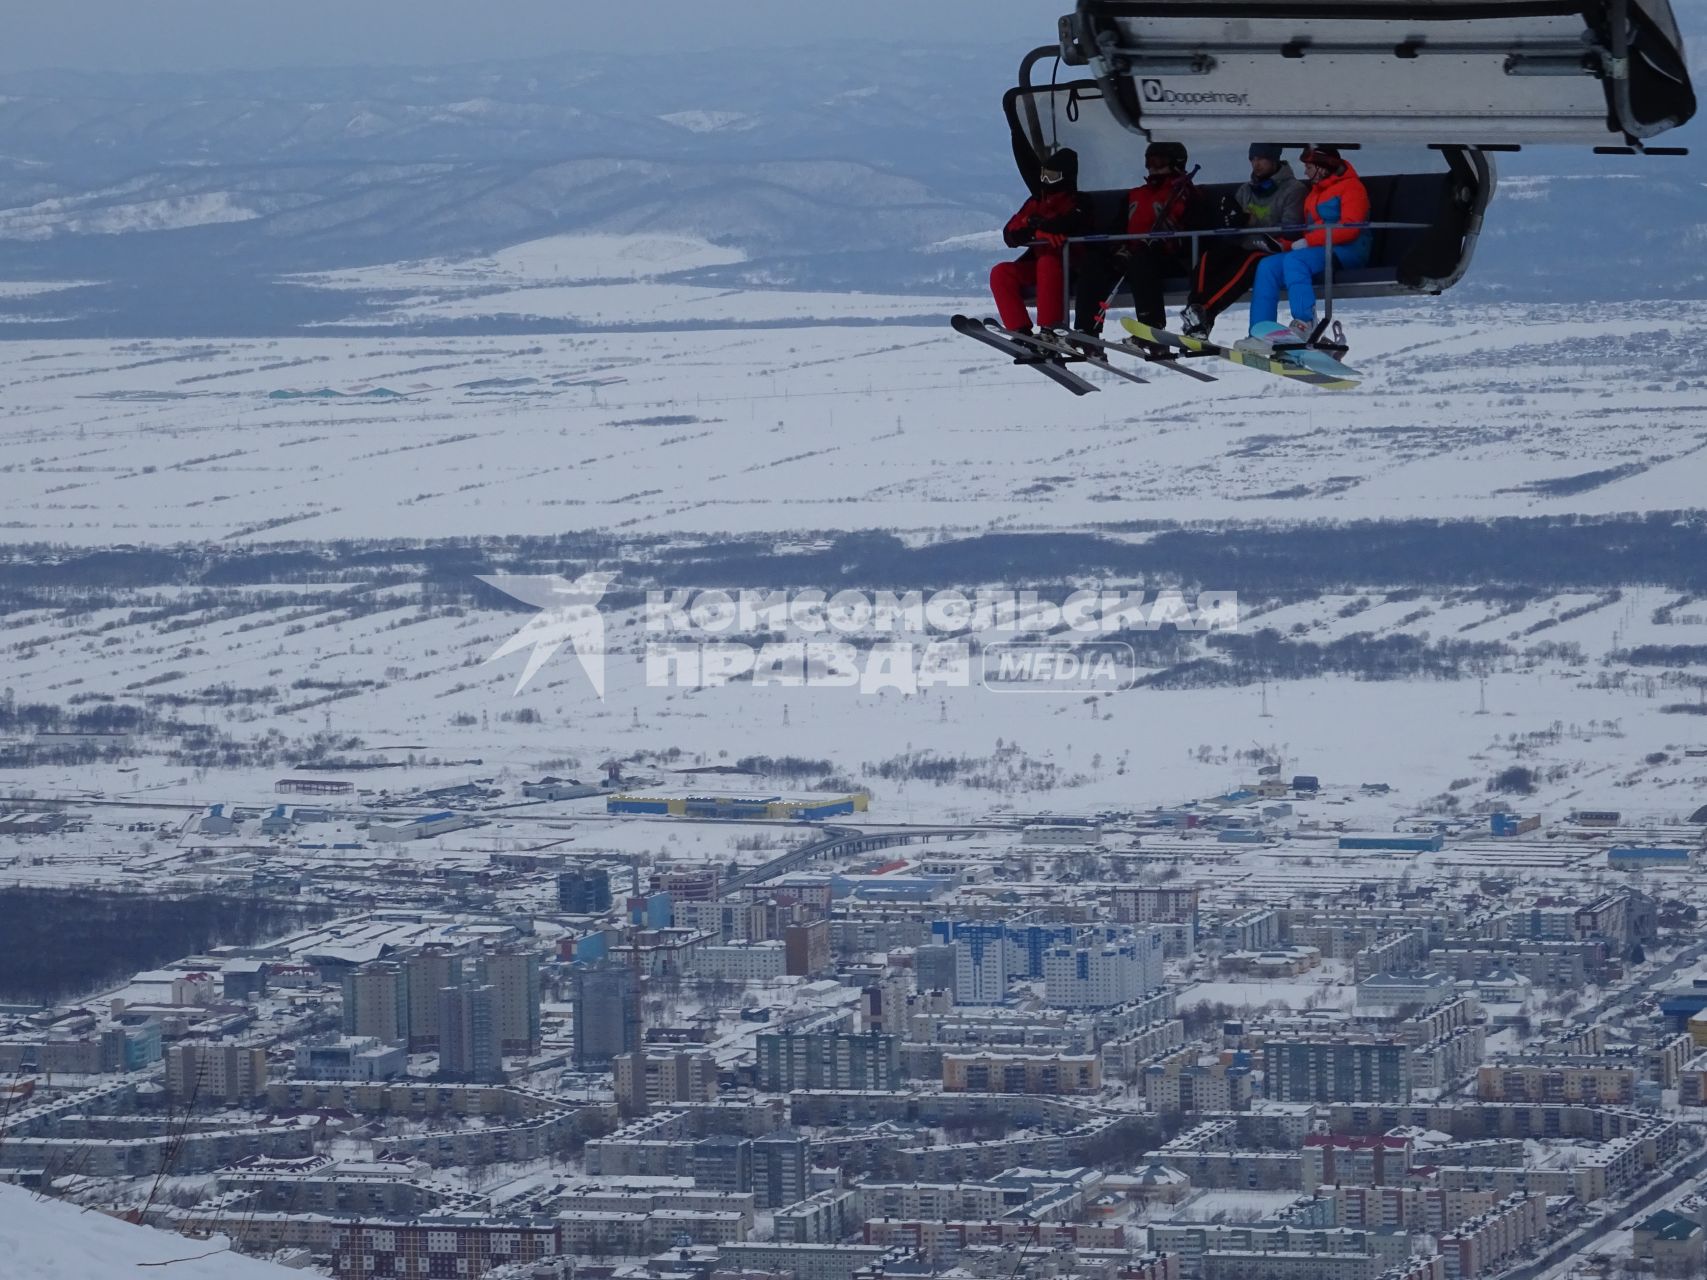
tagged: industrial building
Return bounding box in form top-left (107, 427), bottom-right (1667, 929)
top-left (370, 811), bottom-right (478, 842)
top-left (606, 788), bottom-right (868, 820)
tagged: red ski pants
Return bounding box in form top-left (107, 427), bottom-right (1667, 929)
top-left (990, 251), bottom-right (1066, 331)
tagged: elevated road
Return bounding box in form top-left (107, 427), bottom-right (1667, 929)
top-left (721, 824), bottom-right (984, 897)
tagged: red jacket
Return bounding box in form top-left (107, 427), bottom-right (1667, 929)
top-left (1125, 173), bottom-right (1196, 244)
top-left (1302, 162), bottom-right (1370, 249)
top-left (1003, 190), bottom-right (1088, 257)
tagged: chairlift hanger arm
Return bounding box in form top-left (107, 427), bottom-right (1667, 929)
top-left (1060, 0), bottom-right (1695, 144)
top-left (1077, 0), bottom-right (1587, 19)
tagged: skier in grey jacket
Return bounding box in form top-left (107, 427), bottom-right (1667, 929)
top-left (1180, 144), bottom-right (1306, 338)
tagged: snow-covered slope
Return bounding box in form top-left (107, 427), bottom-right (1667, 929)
top-left (0, 1184), bottom-right (304, 1280)
top-left (0, 192), bottom-right (262, 240)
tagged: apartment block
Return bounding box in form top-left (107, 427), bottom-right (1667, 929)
top-left (942, 1050), bottom-right (1101, 1095)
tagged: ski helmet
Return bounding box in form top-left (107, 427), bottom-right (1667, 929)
top-left (1040, 146), bottom-right (1080, 188)
top-left (1145, 140), bottom-right (1189, 172)
top-left (1300, 145), bottom-right (1347, 174)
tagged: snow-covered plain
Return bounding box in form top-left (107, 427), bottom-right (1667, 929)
top-left (289, 231), bottom-right (962, 324)
top-left (3, 253), bottom-right (1705, 905)
top-left (0, 281), bottom-right (95, 299)
top-left (3, 581), bottom-right (1703, 856)
top-left (2, 299), bottom-right (1705, 545)
top-left (292, 232), bottom-right (748, 290)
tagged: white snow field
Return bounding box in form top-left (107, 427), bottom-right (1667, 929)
top-left (0, 1182), bottom-right (304, 1279)
top-left (3, 245), bottom-right (1705, 888)
top-left (1, 298), bottom-right (1704, 545)
top-left (291, 231), bottom-right (748, 290)
top-left (2, 579), bottom-right (1703, 866)
top-left (0, 281), bottom-right (95, 298)
top-left (290, 231), bottom-right (960, 324)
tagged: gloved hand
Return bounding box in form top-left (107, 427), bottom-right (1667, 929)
top-left (1217, 193), bottom-right (1244, 231)
top-left (1038, 231), bottom-right (1067, 248)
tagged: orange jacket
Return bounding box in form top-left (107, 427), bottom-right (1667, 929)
top-left (1302, 162), bottom-right (1369, 249)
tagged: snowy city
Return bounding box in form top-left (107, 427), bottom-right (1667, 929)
top-left (3, 3), bottom-right (1707, 1280)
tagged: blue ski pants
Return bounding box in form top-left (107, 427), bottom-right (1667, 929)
top-left (1249, 242), bottom-right (1365, 330)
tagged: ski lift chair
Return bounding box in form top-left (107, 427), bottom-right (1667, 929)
top-left (1006, 80), bottom-right (1492, 317)
top-left (995, 0), bottom-right (1693, 318)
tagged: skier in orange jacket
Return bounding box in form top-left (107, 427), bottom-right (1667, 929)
top-left (1240, 146), bottom-right (1370, 350)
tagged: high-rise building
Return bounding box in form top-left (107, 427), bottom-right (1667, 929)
top-left (1114, 887), bottom-right (1201, 956)
top-left (656, 867), bottom-right (719, 902)
top-left (784, 921), bottom-right (830, 977)
top-left (1043, 928), bottom-right (1165, 1009)
top-left (165, 1043), bottom-right (268, 1105)
top-left (691, 1134), bottom-right (752, 1193)
top-left (343, 961), bottom-right (410, 1045)
top-left (755, 1029), bottom-right (900, 1093)
top-left (404, 946), bottom-right (463, 1051)
top-left (951, 924), bottom-right (1013, 1005)
top-left (558, 867), bottom-right (614, 914)
top-left (571, 963), bottom-right (640, 1069)
top-left (675, 899), bottom-right (769, 942)
top-left (613, 1048), bottom-right (719, 1116)
top-left (752, 1130), bottom-right (810, 1209)
top-left (860, 977), bottom-right (909, 1034)
top-left (933, 919), bottom-right (1079, 1005)
top-left (1115, 885), bottom-right (1201, 925)
top-left (915, 944), bottom-right (958, 994)
top-left (1266, 1037), bottom-right (1410, 1103)
top-left (438, 983), bottom-right (502, 1083)
top-left (99, 1022), bottom-right (161, 1072)
top-left (478, 948), bottom-right (542, 1053)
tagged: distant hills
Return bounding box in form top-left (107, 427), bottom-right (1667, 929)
top-left (0, 30), bottom-right (1703, 335)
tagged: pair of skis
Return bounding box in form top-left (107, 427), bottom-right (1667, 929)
top-left (950, 313), bottom-right (1360, 393)
top-left (950, 315), bottom-right (1217, 396)
top-left (1123, 318), bottom-right (1361, 390)
top-left (951, 315), bottom-right (1122, 395)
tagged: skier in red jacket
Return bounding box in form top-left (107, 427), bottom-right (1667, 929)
top-left (989, 129), bottom-right (1089, 334)
top-left (1073, 140), bottom-right (1202, 340)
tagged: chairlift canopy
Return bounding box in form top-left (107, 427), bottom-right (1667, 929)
top-left (1059, 0), bottom-right (1696, 145)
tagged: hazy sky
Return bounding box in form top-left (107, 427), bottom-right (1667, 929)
top-left (7, 1), bottom-right (1049, 73)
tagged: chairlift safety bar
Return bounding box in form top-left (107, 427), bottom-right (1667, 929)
top-left (1050, 220), bottom-right (1430, 341)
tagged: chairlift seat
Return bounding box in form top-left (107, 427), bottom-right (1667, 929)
top-left (1040, 168), bottom-right (1473, 310)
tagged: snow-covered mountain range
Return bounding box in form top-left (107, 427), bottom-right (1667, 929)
top-left (0, 28), bottom-right (1704, 335)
